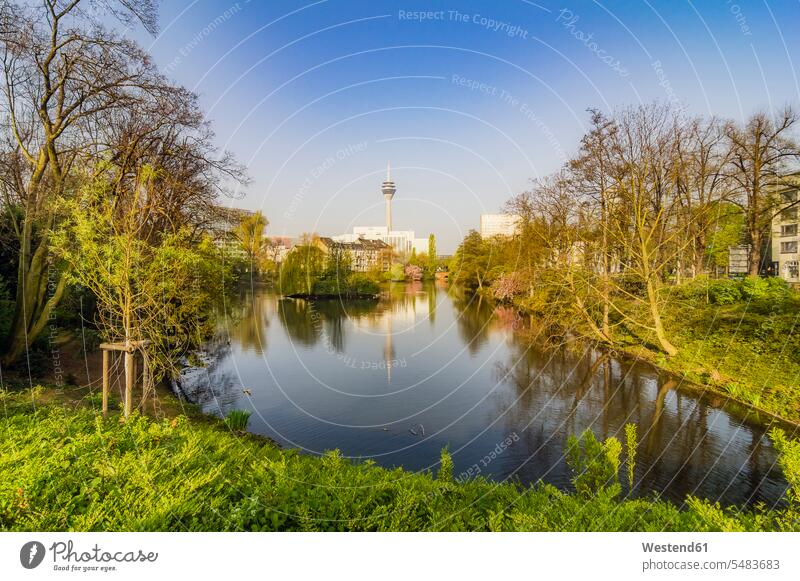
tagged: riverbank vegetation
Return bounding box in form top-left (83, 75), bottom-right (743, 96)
top-left (2, 389), bottom-right (798, 531)
top-left (451, 104), bottom-right (800, 423)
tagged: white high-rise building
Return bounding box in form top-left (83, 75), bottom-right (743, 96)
top-left (480, 213), bottom-right (519, 238)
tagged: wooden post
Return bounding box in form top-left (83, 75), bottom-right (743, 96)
top-left (124, 348), bottom-right (134, 419)
top-left (142, 354), bottom-right (150, 408)
top-left (102, 349), bottom-right (109, 418)
top-left (132, 354), bottom-right (137, 414)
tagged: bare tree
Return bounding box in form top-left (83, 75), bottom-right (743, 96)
top-left (569, 109), bottom-right (618, 342)
top-left (672, 116), bottom-right (735, 278)
top-left (605, 104), bottom-right (684, 356)
top-left (726, 107), bottom-right (800, 275)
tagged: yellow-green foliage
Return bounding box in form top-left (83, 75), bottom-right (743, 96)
top-left (625, 423), bottom-right (638, 490)
top-left (438, 448), bottom-right (453, 483)
top-left (0, 392), bottom-right (796, 532)
top-left (52, 190), bottom-right (232, 380)
top-left (770, 428), bottom-right (800, 531)
top-left (566, 430), bottom-right (622, 499)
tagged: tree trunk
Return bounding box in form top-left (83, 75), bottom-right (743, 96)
top-left (748, 229), bottom-right (761, 276)
top-left (601, 202), bottom-right (611, 341)
top-left (693, 238), bottom-right (704, 278)
top-left (3, 234), bottom-right (66, 365)
top-left (2, 147), bottom-right (66, 366)
top-left (646, 277), bottom-right (678, 357)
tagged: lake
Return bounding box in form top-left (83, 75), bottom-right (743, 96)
top-left (177, 280), bottom-right (789, 508)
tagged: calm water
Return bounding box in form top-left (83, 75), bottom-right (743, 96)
top-left (178, 281), bottom-right (791, 507)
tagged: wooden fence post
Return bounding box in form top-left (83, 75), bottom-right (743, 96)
top-left (102, 349), bottom-right (109, 417)
top-left (124, 348), bottom-right (133, 419)
top-left (142, 354), bottom-right (150, 408)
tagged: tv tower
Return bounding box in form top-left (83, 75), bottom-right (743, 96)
top-left (382, 162), bottom-right (396, 232)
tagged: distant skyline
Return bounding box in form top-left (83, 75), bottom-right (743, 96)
top-left (124, 0), bottom-right (800, 252)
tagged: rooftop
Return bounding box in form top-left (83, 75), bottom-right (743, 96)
top-left (318, 237), bottom-right (390, 251)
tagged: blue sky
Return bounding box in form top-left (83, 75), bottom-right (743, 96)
top-left (126, 0), bottom-right (800, 252)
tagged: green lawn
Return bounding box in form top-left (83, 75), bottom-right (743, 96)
top-left (1, 388), bottom-right (797, 532)
top-left (659, 279), bottom-right (800, 423)
top-left (578, 277), bottom-right (800, 424)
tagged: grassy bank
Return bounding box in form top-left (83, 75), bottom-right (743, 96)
top-left (499, 276), bottom-right (800, 425)
top-left (1, 388), bottom-right (798, 532)
top-left (613, 277), bottom-right (800, 424)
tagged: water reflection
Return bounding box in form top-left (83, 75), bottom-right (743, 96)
top-left (277, 299), bottom-right (320, 347)
top-left (179, 281), bottom-right (792, 508)
top-left (235, 291), bottom-right (271, 354)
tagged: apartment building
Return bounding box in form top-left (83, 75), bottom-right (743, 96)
top-left (316, 237), bottom-right (392, 272)
top-left (771, 187), bottom-right (799, 283)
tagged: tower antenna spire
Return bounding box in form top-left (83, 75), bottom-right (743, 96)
top-left (386, 161), bottom-right (391, 182)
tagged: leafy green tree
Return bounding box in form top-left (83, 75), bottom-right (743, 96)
top-left (450, 230), bottom-right (492, 290)
top-left (314, 245), bottom-right (353, 295)
top-left (234, 211), bottom-right (269, 273)
top-left (278, 237), bottom-right (324, 295)
top-left (388, 262), bottom-right (406, 282)
top-left (705, 202), bottom-right (745, 268)
top-left (0, 0), bottom-right (162, 364)
top-left (428, 234), bottom-right (437, 271)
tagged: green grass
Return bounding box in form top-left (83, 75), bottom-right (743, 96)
top-left (656, 279), bottom-right (800, 423)
top-left (1, 389), bottom-right (798, 531)
top-left (555, 277), bottom-right (800, 424)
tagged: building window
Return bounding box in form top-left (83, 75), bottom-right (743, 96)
top-left (781, 241), bottom-right (798, 253)
top-left (782, 224), bottom-right (799, 236)
top-left (782, 190), bottom-right (799, 222)
top-left (785, 261), bottom-right (799, 279)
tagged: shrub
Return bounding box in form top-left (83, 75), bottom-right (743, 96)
top-left (224, 409), bottom-right (251, 431)
top-left (310, 273), bottom-right (379, 296)
top-left (388, 263), bottom-right (405, 282)
top-left (348, 274), bottom-right (380, 295)
top-left (770, 428), bottom-right (800, 531)
top-left (0, 274), bottom-right (14, 340)
top-left (438, 448), bottom-right (454, 483)
top-left (708, 279), bottom-right (742, 305)
top-left (565, 429), bottom-right (621, 498)
top-left (706, 276), bottom-right (791, 305)
top-left (613, 274), bottom-right (646, 298)
top-left (667, 275), bottom-right (710, 302)
top-left (492, 272), bottom-right (525, 302)
top-left (740, 276), bottom-right (785, 301)
top-left (404, 264), bottom-right (423, 281)
top-left (311, 277), bottom-right (341, 296)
